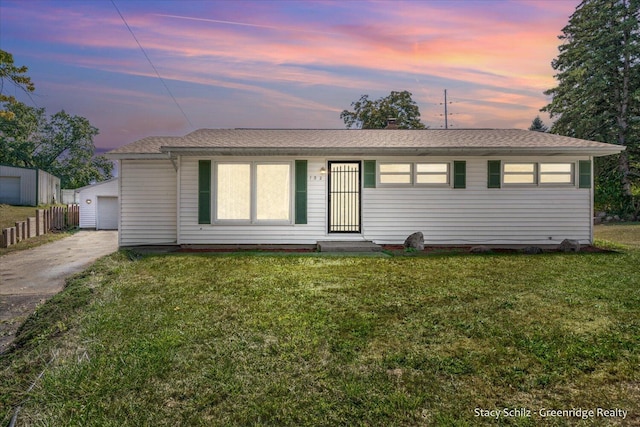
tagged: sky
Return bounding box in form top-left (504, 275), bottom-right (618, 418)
top-left (0, 0), bottom-right (579, 151)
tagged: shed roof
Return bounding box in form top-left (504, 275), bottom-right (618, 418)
top-left (107, 129), bottom-right (625, 158)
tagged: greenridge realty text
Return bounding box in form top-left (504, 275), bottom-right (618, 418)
top-left (474, 407), bottom-right (628, 421)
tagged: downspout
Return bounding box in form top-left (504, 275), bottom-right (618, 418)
top-left (118, 160), bottom-right (123, 248)
top-left (175, 154), bottom-right (181, 246)
top-left (35, 168), bottom-right (39, 206)
top-left (589, 156), bottom-right (594, 245)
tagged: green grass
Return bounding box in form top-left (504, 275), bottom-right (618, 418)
top-left (1, 229), bottom-right (639, 426)
top-left (0, 204), bottom-right (73, 256)
top-left (595, 222), bottom-right (640, 249)
top-left (0, 204), bottom-right (41, 230)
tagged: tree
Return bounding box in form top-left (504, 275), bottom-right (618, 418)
top-left (541, 0), bottom-right (640, 214)
top-left (340, 90), bottom-right (426, 129)
top-left (0, 101), bottom-right (113, 188)
top-left (529, 116), bottom-right (549, 132)
top-left (0, 50), bottom-right (35, 120)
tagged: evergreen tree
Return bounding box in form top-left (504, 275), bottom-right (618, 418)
top-left (542, 0), bottom-right (640, 214)
top-left (529, 116), bottom-right (549, 132)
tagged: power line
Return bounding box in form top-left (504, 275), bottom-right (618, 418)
top-left (110, 0), bottom-right (193, 128)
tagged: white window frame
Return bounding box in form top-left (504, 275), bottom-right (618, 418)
top-left (378, 162), bottom-right (413, 186)
top-left (538, 162), bottom-right (575, 185)
top-left (415, 162), bottom-right (450, 186)
top-left (503, 162), bottom-right (537, 185)
top-left (213, 161), bottom-right (293, 224)
top-left (378, 162), bottom-right (453, 187)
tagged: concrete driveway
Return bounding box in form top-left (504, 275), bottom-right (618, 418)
top-left (0, 230), bottom-right (118, 353)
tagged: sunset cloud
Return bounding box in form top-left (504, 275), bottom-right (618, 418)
top-left (1, 0), bottom-right (577, 148)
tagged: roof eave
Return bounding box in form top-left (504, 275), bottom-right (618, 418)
top-left (105, 153), bottom-right (170, 160)
top-left (159, 146), bottom-right (625, 157)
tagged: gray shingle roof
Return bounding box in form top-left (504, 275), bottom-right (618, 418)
top-left (107, 129), bottom-right (624, 157)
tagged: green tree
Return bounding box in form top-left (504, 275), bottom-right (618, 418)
top-left (340, 90), bottom-right (426, 129)
top-left (528, 116), bottom-right (549, 132)
top-left (542, 0), bottom-right (640, 214)
top-left (0, 49), bottom-right (35, 120)
top-left (0, 101), bottom-right (113, 188)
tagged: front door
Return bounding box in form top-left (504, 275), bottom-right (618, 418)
top-left (328, 161), bottom-right (361, 233)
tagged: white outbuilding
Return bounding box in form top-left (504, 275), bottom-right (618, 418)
top-left (76, 178), bottom-right (119, 230)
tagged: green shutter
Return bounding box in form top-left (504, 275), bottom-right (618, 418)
top-left (579, 160), bottom-right (591, 189)
top-left (295, 160), bottom-right (307, 224)
top-left (453, 161), bottom-right (466, 189)
top-left (363, 160), bottom-right (376, 188)
top-left (488, 160), bottom-right (501, 188)
top-left (198, 160), bottom-right (211, 224)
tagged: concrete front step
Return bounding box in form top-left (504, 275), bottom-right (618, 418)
top-left (317, 240), bottom-right (383, 252)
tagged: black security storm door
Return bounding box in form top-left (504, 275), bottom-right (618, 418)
top-left (328, 161), bottom-right (361, 233)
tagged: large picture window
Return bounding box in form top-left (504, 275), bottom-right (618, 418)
top-left (215, 162), bottom-right (291, 223)
top-left (217, 163), bottom-right (251, 220)
top-left (256, 164), bottom-right (291, 221)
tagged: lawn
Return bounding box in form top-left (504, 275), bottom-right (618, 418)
top-left (0, 204), bottom-right (40, 230)
top-left (0, 204), bottom-right (73, 256)
top-left (1, 231), bottom-right (639, 426)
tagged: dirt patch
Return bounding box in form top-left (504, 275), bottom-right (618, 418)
top-left (0, 230), bottom-right (118, 354)
top-left (381, 244), bottom-right (615, 255)
top-left (0, 294), bottom-right (49, 353)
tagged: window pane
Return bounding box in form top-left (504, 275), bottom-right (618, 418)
top-left (504, 163), bottom-right (535, 173)
top-left (416, 174), bottom-right (448, 184)
top-left (380, 174), bottom-right (412, 184)
top-left (217, 164), bottom-right (250, 220)
top-left (504, 174), bottom-right (535, 184)
top-left (416, 163), bottom-right (448, 173)
top-left (540, 163), bottom-right (572, 173)
top-left (380, 163), bottom-right (411, 173)
top-left (256, 164), bottom-right (290, 221)
top-left (540, 173), bottom-right (573, 184)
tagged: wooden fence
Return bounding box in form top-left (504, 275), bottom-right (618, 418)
top-left (1, 204), bottom-right (79, 248)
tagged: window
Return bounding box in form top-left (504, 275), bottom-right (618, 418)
top-left (256, 164), bottom-right (290, 221)
top-left (503, 163), bottom-right (536, 184)
top-left (379, 163), bottom-right (412, 184)
top-left (539, 163), bottom-right (573, 184)
top-left (379, 162), bottom-right (454, 186)
top-left (217, 163), bottom-right (251, 220)
top-left (416, 163), bottom-right (449, 184)
top-left (215, 162), bottom-right (291, 223)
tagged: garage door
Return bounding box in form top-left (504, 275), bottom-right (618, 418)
top-left (97, 196), bottom-right (118, 230)
top-left (0, 176), bottom-right (21, 205)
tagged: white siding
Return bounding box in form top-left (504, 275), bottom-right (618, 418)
top-left (363, 156), bottom-right (591, 245)
top-left (120, 160), bottom-right (177, 246)
top-left (37, 169), bottom-right (60, 204)
top-left (177, 155), bottom-right (592, 246)
top-left (78, 179), bottom-right (119, 229)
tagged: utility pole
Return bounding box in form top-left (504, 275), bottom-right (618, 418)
top-left (440, 89), bottom-right (452, 129)
top-left (444, 89), bottom-right (448, 129)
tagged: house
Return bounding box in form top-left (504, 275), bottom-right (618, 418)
top-left (0, 165), bottom-right (60, 206)
top-left (76, 178), bottom-right (119, 230)
top-left (106, 129), bottom-right (624, 248)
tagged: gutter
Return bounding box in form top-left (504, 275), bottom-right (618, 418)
top-left (156, 146), bottom-right (626, 158)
